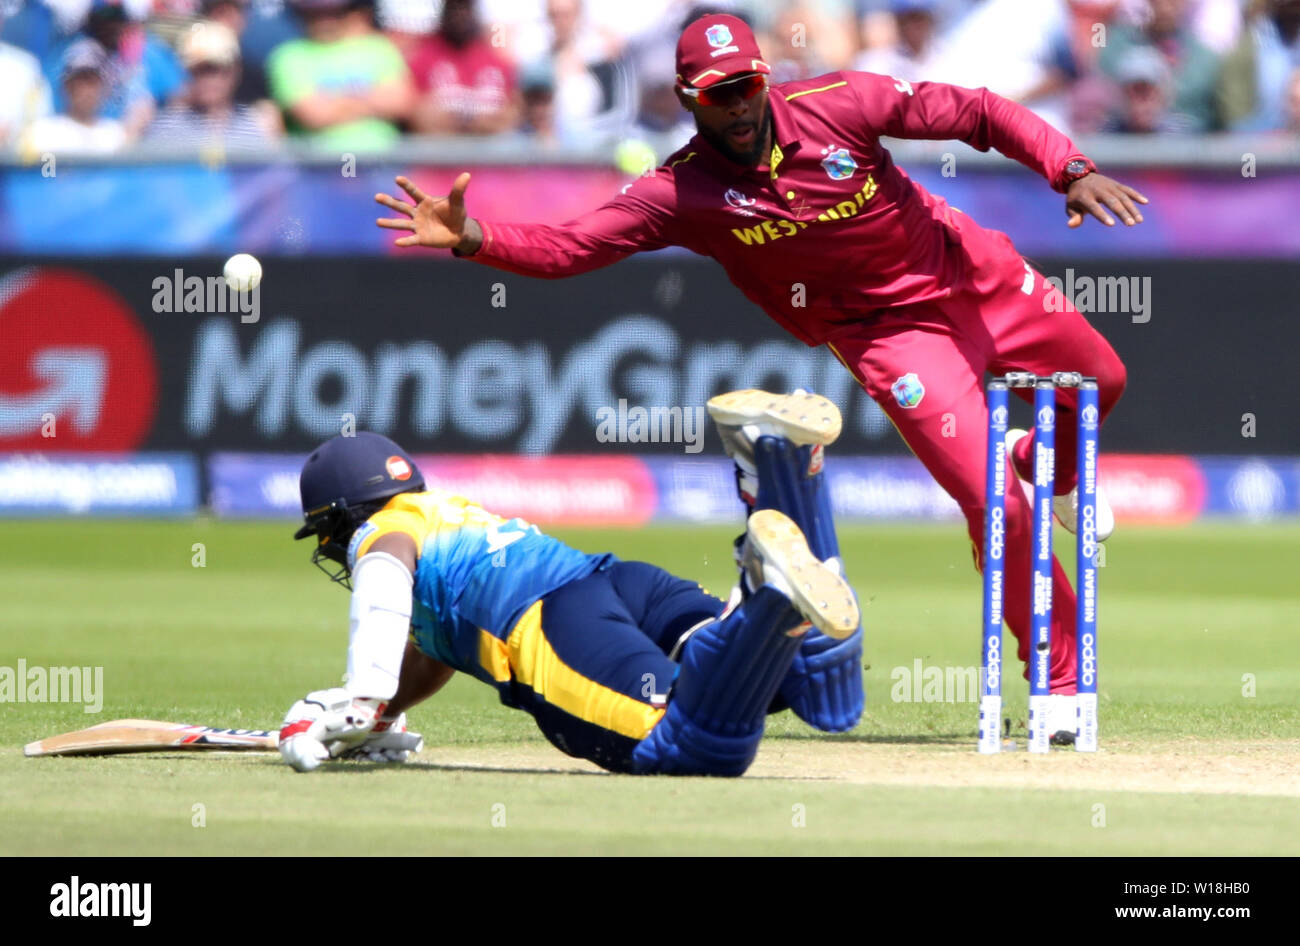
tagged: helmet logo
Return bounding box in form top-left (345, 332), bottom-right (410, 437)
top-left (386, 456), bottom-right (412, 481)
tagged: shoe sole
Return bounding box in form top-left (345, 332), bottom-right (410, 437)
top-left (746, 508), bottom-right (859, 639)
top-left (707, 390), bottom-right (842, 447)
top-left (1055, 491), bottom-right (1115, 541)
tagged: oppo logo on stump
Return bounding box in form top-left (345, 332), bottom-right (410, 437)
top-left (0, 268), bottom-right (158, 451)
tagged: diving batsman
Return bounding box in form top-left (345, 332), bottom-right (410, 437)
top-left (375, 13), bottom-right (1147, 742)
top-left (279, 390), bottom-right (858, 776)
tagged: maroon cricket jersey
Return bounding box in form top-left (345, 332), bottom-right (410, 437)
top-left (408, 33), bottom-right (515, 122)
top-left (463, 71), bottom-right (1089, 346)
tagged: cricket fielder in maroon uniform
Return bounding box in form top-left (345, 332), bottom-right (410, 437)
top-left (375, 14), bottom-right (1146, 742)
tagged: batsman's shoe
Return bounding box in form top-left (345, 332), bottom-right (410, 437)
top-left (1046, 693), bottom-right (1078, 747)
top-left (743, 509), bottom-right (858, 640)
top-left (708, 389), bottom-right (842, 459)
top-left (710, 390), bottom-right (841, 507)
top-left (1006, 428), bottom-right (1114, 541)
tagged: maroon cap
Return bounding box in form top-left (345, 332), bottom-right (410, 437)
top-left (675, 14), bottom-right (770, 90)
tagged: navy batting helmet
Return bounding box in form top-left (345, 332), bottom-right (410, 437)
top-left (294, 432), bottom-right (425, 586)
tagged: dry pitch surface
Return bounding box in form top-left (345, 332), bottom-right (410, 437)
top-left (429, 738), bottom-right (1300, 798)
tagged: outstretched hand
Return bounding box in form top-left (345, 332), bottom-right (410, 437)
top-left (375, 172), bottom-right (478, 250)
top-left (1066, 173), bottom-right (1148, 228)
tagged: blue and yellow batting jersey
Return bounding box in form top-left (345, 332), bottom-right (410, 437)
top-left (347, 490), bottom-right (610, 685)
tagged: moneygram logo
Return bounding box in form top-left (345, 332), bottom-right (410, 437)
top-left (0, 268), bottom-right (157, 451)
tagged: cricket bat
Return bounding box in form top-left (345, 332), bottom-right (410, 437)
top-left (24, 718), bottom-right (279, 757)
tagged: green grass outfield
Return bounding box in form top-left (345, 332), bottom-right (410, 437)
top-left (2, 519), bottom-right (1298, 856)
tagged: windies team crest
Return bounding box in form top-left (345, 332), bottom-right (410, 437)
top-left (705, 24), bottom-right (733, 47)
top-left (891, 372), bottom-right (925, 409)
top-left (820, 145), bottom-right (858, 180)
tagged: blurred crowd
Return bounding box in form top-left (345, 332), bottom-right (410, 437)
top-left (1, 0), bottom-right (1298, 156)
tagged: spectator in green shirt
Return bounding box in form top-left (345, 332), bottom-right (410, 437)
top-left (1099, 0), bottom-right (1227, 132)
top-left (267, 0), bottom-right (414, 150)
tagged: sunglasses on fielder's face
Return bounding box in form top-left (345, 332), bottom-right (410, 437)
top-left (680, 72), bottom-right (766, 108)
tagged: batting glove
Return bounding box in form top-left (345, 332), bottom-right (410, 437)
top-left (337, 712), bottom-right (424, 763)
top-left (278, 687), bottom-right (384, 773)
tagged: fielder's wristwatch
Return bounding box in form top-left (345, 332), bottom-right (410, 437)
top-left (1058, 157), bottom-right (1097, 191)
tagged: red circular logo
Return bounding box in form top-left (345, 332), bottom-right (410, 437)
top-left (0, 267), bottom-right (158, 451)
top-left (386, 455), bottom-right (412, 481)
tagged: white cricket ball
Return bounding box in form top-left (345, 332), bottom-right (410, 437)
top-left (223, 253), bottom-right (262, 293)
